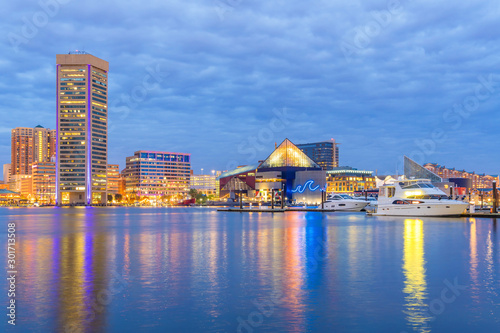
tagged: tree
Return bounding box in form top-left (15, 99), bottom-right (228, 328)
top-left (189, 189), bottom-right (198, 199)
top-left (107, 194), bottom-right (113, 202)
top-left (115, 194), bottom-right (123, 202)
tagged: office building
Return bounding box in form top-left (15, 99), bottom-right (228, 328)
top-left (326, 167), bottom-right (376, 194)
top-left (106, 164), bottom-right (120, 195)
top-left (296, 139), bottom-right (339, 170)
top-left (122, 151), bottom-right (191, 201)
top-left (190, 174), bottom-right (219, 197)
top-left (9, 174), bottom-right (33, 199)
top-left (32, 162), bottom-right (56, 204)
top-left (56, 52), bottom-right (109, 205)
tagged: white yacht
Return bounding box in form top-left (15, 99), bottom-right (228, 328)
top-left (320, 194), bottom-right (371, 211)
top-left (373, 179), bottom-right (468, 216)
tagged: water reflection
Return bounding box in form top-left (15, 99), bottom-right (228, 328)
top-left (469, 218), bottom-right (480, 303)
top-left (402, 219), bottom-right (431, 333)
top-left (2, 208), bottom-right (500, 332)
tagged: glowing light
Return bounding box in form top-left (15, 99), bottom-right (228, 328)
top-left (405, 190), bottom-right (423, 197)
top-left (291, 180), bottom-right (321, 193)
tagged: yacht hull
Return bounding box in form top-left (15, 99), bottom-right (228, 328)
top-left (373, 202), bottom-right (468, 216)
top-left (321, 201), bottom-right (369, 212)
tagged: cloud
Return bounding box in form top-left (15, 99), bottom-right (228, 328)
top-left (0, 0), bottom-right (499, 175)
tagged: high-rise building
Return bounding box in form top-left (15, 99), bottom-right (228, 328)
top-left (56, 52), bottom-right (109, 205)
top-left (11, 127), bottom-right (34, 175)
top-left (34, 125), bottom-right (56, 163)
top-left (296, 139), bottom-right (339, 171)
top-left (122, 151), bottom-right (191, 200)
top-left (3, 164), bottom-right (11, 183)
top-left (106, 164), bottom-right (120, 195)
top-left (11, 126), bottom-right (55, 176)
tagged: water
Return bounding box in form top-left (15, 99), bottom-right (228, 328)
top-left (0, 207), bottom-right (499, 333)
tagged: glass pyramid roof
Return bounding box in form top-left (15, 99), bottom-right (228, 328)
top-left (259, 139), bottom-right (321, 169)
top-left (404, 156), bottom-right (442, 182)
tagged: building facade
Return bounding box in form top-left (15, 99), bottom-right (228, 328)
top-left (219, 139), bottom-right (326, 204)
top-left (9, 174), bottom-right (32, 199)
top-left (424, 163), bottom-right (499, 189)
top-left (296, 139), bottom-right (339, 170)
top-left (56, 52), bottom-right (109, 205)
top-left (32, 162), bottom-right (56, 204)
top-left (11, 126), bottom-right (56, 177)
top-left (326, 167), bottom-right (376, 194)
top-left (3, 164), bottom-right (11, 184)
top-left (122, 151), bottom-right (191, 202)
top-left (190, 174), bottom-right (218, 197)
top-left (106, 164), bottom-right (120, 195)
top-left (11, 127), bottom-right (33, 176)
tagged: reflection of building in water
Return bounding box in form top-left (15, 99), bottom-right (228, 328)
top-left (57, 214), bottom-right (108, 332)
top-left (402, 219), bottom-right (431, 333)
top-left (469, 218), bottom-right (479, 303)
top-left (281, 214), bottom-right (306, 332)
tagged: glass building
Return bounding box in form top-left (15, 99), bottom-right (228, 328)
top-left (123, 151), bottom-right (191, 200)
top-left (219, 139), bottom-right (326, 204)
top-left (56, 52), bottom-right (109, 205)
top-left (296, 139), bottom-right (339, 170)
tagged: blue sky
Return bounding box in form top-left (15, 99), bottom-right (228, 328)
top-left (1, 0), bottom-right (499, 176)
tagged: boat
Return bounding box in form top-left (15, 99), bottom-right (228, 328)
top-left (320, 194), bottom-right (371, 211)
top-left (373, 179), bottom-right (468, 216)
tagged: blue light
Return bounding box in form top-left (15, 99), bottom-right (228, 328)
top-left (292, 180), bottom-right (321, 193)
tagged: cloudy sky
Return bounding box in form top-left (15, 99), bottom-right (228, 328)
top-left (1, 0), bottom-right (499, 176)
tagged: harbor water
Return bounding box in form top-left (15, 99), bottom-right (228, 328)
top-left (0, 207), bottom-right (499, 332)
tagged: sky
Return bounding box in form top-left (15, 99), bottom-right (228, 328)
top-left (1, 0), bottom-right (499, 177)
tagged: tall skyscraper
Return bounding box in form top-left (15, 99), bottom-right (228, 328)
top-left (296, 139), bottom-right (339, 171)
top-left (34, 125), bottom-right (56, 163)
top-left (11, 126), bottom-right (55, 176)
top-left (11, 127), bottom-right (34, 175)
top-left (56, 52), bottom-right (108, 205)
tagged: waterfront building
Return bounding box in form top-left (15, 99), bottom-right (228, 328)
top-left (9, 174), bottom-right (33, 199)
top-left (122, 150), bottom-right (191, 202)
top-left (296, 139), bottom-right (339, 170)
top-left (3, 164), bottom-right (11, 183)
top-left (424, 162), bottom-right (499, 189)
top-left (219, 139), bottom-right (326, 204)
top-left (118, 171), bottom-right (126, 196)
top-left (32, 162), bottom-right (56, 204)
top-left (56, 52), bottom-right (109, 205)
top-left (326, 167), bottom-right (376, 194)
top-left (11, 127), bottom-right (34, 176)
top-left (0, 188), bottom-right (21, 206)
top-left (11, 126), bottom-right (56, 176)
top-left (190, 174), bottom-right (219, 197)
top-left (106, 164), bottom-right (120, 195)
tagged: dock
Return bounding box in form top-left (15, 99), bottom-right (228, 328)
top-left (217, 208), bottom-right (500, 217)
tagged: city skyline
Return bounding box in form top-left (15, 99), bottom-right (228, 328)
top-left (1, 1), bottom-right (500, 175)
